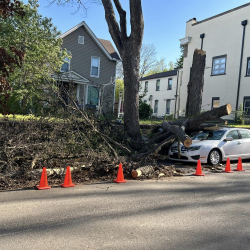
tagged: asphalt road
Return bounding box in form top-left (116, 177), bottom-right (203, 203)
top-left (1, 162), bottom-right (250, 250)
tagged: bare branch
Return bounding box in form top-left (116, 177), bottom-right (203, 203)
top-left (130, 0), bottom-right (144, 45)
top-left (101, 0), bottom-right (123, 54)
top-left (113, 0), bottom-right (127, 41)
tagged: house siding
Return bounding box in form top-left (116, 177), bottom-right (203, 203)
top-left (179, 4), bottom-right (250, 119)
top-left (61, 26), bottom-right (117, 114)
top-left (62, 26), bottom-right (116, 85)
top-left (140, 73), bottom-right (178, 117)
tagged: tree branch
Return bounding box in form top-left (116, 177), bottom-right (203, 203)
top-left (130, 0), bottom-right (144, 45)
top-left (113, 0), bottom-right (127, 41)
top-left (101, 0), bottom-right (123, 54)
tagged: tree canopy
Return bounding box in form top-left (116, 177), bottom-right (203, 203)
top-left (0, 0), bottom-right (67, 114)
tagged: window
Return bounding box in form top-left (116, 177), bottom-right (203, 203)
top-left (156, 80), bottom-right (160, 91)
top-left (239, 130), bottom-right (250, 139)
top-left (212, 55), bottom-right (226, 75)
top-left (166, 99), bottom-right (171, 114)
top-left (90, 57), bottom-right (100, 78)
top-left (168, 78), bottom-right (172, 90)
top-left (212, 97), bottom-right (220, 109)
top-left (145, 81), bottom-right (148, 92)
top-left (78, 36), bottom-right (84, 44)
top-left (247, 57), bottom-right (250, 76)
top-left (144, 100), bottom-right (147, 103)
top-left (154, 100), bottom-right (158, 113)
top-left (226, 130), bottom-right (239, 140)
top-left (61, 57), bottom-right (70, 72)
top-left (87, 86), bottom-right (99, 106)
top-left (243, 97), bottom-right (250, 115)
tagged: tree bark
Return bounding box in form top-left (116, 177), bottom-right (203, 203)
top-left (185, 49), bottom-right (206, 118)
top-left (184, 103), bottom-right (232, 133)
top-left (101, 0), bottom-right (143, 140)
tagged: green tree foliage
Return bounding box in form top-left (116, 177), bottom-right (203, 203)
top-left (175, 45), bottom-right (184, 68)
top-left (115, 78), bottom-right (124, 101)
top-left (139, 101), bottom-right (153, 119)
top-left (0, 0), bottom-right (67, 114)
top-left (145, 59), bottom-right (174, 76)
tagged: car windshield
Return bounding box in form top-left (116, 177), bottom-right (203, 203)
top-left (192, 130), bottom-right (226, 140)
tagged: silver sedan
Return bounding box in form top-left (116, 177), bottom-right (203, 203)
top-left (168, 128), bottom-right (250, 165)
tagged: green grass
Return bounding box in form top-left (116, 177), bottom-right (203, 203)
top-left (0, 114), bottom-right (62, 122)
top-left (139, 119), bottom-right (250, 128)
top-left (139, 119), bottom-right (164, 125)
top-left (222, 124), bottom-right (250, 128)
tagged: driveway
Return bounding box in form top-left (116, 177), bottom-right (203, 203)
top-left (0, 161), bottom-right (250, 250)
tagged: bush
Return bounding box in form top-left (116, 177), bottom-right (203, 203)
top-left (139, 102), bottom-right (153, 119)
top-left (233, 104), bottom-right (245, 125)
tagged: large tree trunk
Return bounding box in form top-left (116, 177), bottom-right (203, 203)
top-left (185, 49), bottom-right (206, 118)
top-left (102, 0), bottom-right (143, 139)
top-left (123, 51), bottom-right (141, 139)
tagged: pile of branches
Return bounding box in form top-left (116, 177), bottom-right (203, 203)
top-left (55, 80), bottom-right (232, 163)
top-left (0, 116), bottom-right (118, 174)
top-left (0, 101), bottom-right (232, 190)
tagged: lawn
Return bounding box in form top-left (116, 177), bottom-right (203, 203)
top-left (139, 118), bottom-right (250, 128)
top-left (0, 114), bottom-right (63, 122)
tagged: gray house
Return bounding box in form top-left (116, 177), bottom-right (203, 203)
top-left (56, 21), bottom-right (120, 114)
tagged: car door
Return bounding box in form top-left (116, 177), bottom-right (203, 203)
top-left (238, 129), bottom-right (250, 158)
top-left (222, 130), bottom-right (243, 159)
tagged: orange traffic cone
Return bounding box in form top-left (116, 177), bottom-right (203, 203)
top-left (36, 167), bottom-right (51, 190)
top-left (234, 157), bottom-right (245, 171)
top-left (193, 159), bottom-right (205, 176)
top-left (114, 163), bottom-right (127, 183)
top-left (223, 158), bottom-right (234, 173)
top-left (61, 166), bottom-right (75, 188)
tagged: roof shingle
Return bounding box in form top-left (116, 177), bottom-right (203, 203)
top-left (98, 39), bottom-right (121, 60)
top-left (140, 70), bottom-right (178, 81)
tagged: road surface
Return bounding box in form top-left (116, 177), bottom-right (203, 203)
top-left (1, 162), bottom-right (250, 250)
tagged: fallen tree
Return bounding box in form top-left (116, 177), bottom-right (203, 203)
top-left (0, 47), bottom-right (233, 188)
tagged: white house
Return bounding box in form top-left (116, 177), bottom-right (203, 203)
top-left (140, 70), bottom-right (182, 117)
top-left (178, 3), bottom-right (250, 120)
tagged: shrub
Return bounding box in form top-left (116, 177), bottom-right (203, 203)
top-left (139, 102), bottom-right (153, 119)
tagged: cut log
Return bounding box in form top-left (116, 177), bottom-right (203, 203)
top-left (162, 122), bottom-right (192, 148)
top-left (131, 166), bottom-right (154, 178)
top-left (185, 104), bottom-right (232, 133)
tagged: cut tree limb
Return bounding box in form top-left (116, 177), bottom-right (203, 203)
top-left (162, 122), bottom-right (192, 148)
top-left (184, 104), bottom-right (232, 133)
top-left (131, 166), bottom-right (154, 178)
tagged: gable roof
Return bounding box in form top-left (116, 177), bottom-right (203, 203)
top-left (140, 70), bottom-right (178, 81)
top-left (98, 39), bottom-right (120, 60)
top-left (60, 22), bottom-right (120, 61)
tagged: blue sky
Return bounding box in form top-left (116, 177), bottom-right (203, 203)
top-left (25, 0), bottom-right (249, 64)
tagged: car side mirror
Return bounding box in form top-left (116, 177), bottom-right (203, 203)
top-left (224, 137), bottom-right (233, 141)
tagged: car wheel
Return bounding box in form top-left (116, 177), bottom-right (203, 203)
top-left (208, 149), bottom-right (221, 166)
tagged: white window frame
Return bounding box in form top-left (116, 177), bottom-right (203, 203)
top-left (78, 36), bottom-right (84, 44)
top-left (145, 81), bottom-right (148, 92)
top-left (211, 55), bottom-right (227, 76)
top-left (90, 56), bottom-right (100, 78)
top-left (154, 100), bottom-right (158, 113)
top-left (244, 97), bottom-right (250, 115)
top-left (166, 99), bottom-right (171, 114)
top-left (168, 78), bottom-right (172, 90)
top-left (212, 97), bottom-right (220, 110)
top-left (247, 57), bottom-right (250, 76)
top-left (156, 80), bottom-right (160, 91)
top-left (60, 51), bottom-right (71, 73)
